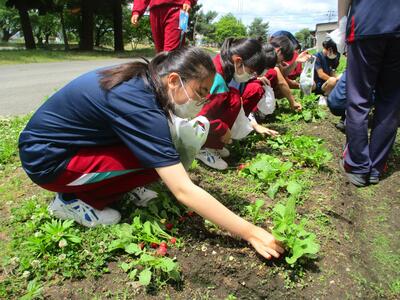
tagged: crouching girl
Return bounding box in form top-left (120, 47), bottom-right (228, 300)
top-left (18, 47), bottom-right (283, 260)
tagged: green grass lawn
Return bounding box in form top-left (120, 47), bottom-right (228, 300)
top-left (0, 46), bottom-right (156, 65)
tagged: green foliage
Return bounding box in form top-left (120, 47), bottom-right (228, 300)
top-left (294, 28), bottom-right (313, 49)
top-left (276, 93), bottom-right (326, 123)
top-left (0, 0), bottom-right (20, 42)
top-left (240, 154), bottom-right (305, 198)
top-left (123, 6), bottom-right (152, 49)
top-left (108, 216), bottom-right (180, 287)
top-left (244, 199), bottom-right (268, 224)
top-left (0, 115), bottom-right (30, 165)
top-left (247, 17), bottom-right (269, 41)
top-left (213, 13), bottom-right (246, 44)
top-left (272, 197), bottom-right (320, 265)
top-left (19, 279), bottom-right (43, 300)
top-left (267, 134), bottom-right (332, 169)
top-left (194, 10), bottom-right (218, 43)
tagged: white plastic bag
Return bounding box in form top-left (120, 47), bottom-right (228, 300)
top-left (300, 56), bottom-right (316, 96)
top-left (257, 85), bottom-right (276, 115)
top-left (169, 114), bottom-right (209, 170)
top-left (230, 100), bottom-right (253, 140)
top-left (329, 16), bottom-right (347, 54)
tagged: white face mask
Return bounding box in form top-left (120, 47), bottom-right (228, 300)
top-left (233, 63), bottom-right (253, 83)
top-left (171, 76), bottom-right (203, 119)
top-left (327, 52), bottom-right (337, 60)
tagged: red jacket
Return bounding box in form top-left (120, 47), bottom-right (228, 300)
top-left (132, 0), bottom-right (197, 16)
top-left (241, 79), bottom-right (265, 115)
top-left (197, 55), bottom-right (242, 149)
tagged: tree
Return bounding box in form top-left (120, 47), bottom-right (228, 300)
top-left (213, 13), bottom-right (246, 45)
top-left (30, 11), bottom-right (60, 47)
top-left (0, 0), bottom-right (20, 42)
top-left (295, 28), bottom-right (313, 49)
top-left (194, 10), bottom-right (218, 44)
top-left (247, 17), bottom-right (269, 42)
top-left (79, 0), bottom-right (94, 50)
top-left (5, 0), bottom-right (45, 49)
top-left (187, 2), bottom-right (201, 42)
top-left (123, 6), bottom-right (152, 49)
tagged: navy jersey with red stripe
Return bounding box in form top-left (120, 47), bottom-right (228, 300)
top-left (18, 69), bottom-right (180, 184)
top-left (347, 0), bottom-right (400, 42)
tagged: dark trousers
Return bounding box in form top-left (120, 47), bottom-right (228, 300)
top-left (345, 37), bottom-right (400, 176)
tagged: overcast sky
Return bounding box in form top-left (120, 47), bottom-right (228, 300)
top-left (198, 0), bottom-right (338, 34)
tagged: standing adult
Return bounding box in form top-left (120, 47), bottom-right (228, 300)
top-left (339, 0), bottom-right (400, 186)
top-left (131, 0), bottom-right (196, 53)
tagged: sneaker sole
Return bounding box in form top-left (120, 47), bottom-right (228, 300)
top-left (196, 156), bottom-right (228, 170)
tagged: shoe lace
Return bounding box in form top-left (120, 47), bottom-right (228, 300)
top-left (208, 149), bottom-right (222, 159)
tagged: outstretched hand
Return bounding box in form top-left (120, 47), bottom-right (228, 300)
top-left (246, 225), bottom-right (285, 260)
top-left (296, 51), bottom-right (312, 64)
top-left (253, 124), bottom-right (279, 137)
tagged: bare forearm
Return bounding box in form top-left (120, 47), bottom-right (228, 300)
top-left (338, 0), bottom-right (351, 19)
top-left (176, 183), bottom-right (254, 240)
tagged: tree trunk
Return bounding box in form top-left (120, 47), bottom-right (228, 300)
top-left (59, 10), bottom-right (69, 50)
top-left (79, 0), bottom-right (94, 51)
top-left (17, 6), bottom-right (35, 49)
top-left (2, 30), bottom-right (12, 42)
top-left (112, 0), bottom-right (124, 51)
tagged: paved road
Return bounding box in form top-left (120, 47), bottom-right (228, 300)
top-left (0, 58), bottom-right (134, 116)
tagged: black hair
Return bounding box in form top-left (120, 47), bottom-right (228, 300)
top-left (99, 47), bottom-right (216, 116)
top-left (322, 39), bottom-right (338, 54)
top-left (220, 37), bottom-right (270, 82)
top-left (269, 35), bottom-right (294, 61)
top-left (263, 44), bottom-right (278, 69)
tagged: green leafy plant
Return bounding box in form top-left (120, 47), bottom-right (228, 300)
top-left (275, 93), bottom-right (326, 123)
top-left (244, 199), bottom-right (268, 224)
top-left (268, 134), bottom-right (332, 169)
top-left (108, 216), bottom-right (180, 287)
top-left (272, 197), bottom-right (320, 265)
top-left (240, 154), bottom-right (304, 198)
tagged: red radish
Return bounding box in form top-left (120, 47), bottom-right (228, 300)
top-left (150, 242), bottom-right (159, 249)
top-left (165, 223), bottom-right (174, 230)
top-left (237, 163), bottom-right (247, 170)
top-left (160, 242), bottom-right (168, 249)
top-left (187, 211), bottom-right (194, 217)
top-left (170, 237), bottom-right (177, 244)
top-left (156, 246), bottom-right (168, 256)
top-left (138, 242), bottom-right (145, 250)
top-left (179, 216), bottom-right (187, 223)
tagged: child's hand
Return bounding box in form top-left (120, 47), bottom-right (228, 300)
top-left (246, 225), bottom-right (284, 260)
top-left (291, 101), bottom-right (302, 112)
top-left (221, 128), bottom-right (232, 144)
top-left (182, 3), bottom-right (191, 12)
top-left (257, 76), bottom-right (271, 86)
top-left (296, 51), bottom-right (311, 64)
top-left (131, 14), bottom-right (139, 27)
top-left (253, 124), bottom-right (279, 137)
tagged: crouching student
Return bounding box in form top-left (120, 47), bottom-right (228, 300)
top-left (271, 30), bottom-right (303, 89)
top-left (314, 39), bottom-right (341, 99)
top-left (195, 38), bottom-right (277, 170)
top-left (327, 71), bottom-right (347, 132)
top-left (18, 47), bottom-right (284, 260)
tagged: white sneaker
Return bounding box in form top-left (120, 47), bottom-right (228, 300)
top-left (125, 187), bottom-right (158, 207)
top-left (196, 148), bottom-right (228, 170)
top-left (48, 193), bottom-right (121, 227)
top-left (217, 147), bottom-right (230, 158)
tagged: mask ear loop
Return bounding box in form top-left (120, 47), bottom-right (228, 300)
top-left (178, 75), bottom-right (193, 102)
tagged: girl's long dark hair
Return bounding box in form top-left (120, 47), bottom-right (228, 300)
top-left (220, 37), bottom-right (270, 82)
top-left (99, 47), bottom-right (216, 116)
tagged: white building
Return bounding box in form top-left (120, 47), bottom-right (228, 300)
top-left (315, 22), bottom-right (338, 51)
